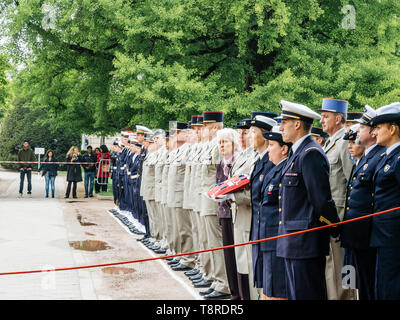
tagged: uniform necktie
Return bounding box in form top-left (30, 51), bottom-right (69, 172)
top-left (324, 139), bottom-right (331, 149)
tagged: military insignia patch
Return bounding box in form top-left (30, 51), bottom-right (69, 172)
top-left (384, 165), bottom-right (390, 172)
top-left (268, 184), bottom-right (274, 192)
top-left (363, 164), bottom-right (368, 170)
top-left (259, 175), bottom-right (264, 182)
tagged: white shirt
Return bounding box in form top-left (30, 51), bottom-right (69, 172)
top-left (291, 134), bottom-right (312, 154)
top-left (386, 142), bottom-right (400, 155)
top-left (364, 144), bottom-right (378, 157)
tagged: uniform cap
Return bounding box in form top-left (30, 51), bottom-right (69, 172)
top-left (343, 123), bottom-right (360, 141)
top-left (203, 111), bottom-right (223, 123)
top-left (250, 115), bottom-right (277, 131)
top-left (318, 98), bottom-right (348, 114)
top-left (276, 100), bottom-right (321, 124)
top-left (370, 102), bottom-right (400, 126)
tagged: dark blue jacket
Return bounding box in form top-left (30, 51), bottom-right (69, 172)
top-left (341, 145), bottom-right (386, 249)
top-left (249, 152), bottom-right (275, 242)
top-left (276, 135), bottom-right (340, 259)
top-left (38, 157), bottom-right (59, 177)
top-left (259, 159), bottom-right (287, 252)
top-left (370, 144), bottom-right (400, 248)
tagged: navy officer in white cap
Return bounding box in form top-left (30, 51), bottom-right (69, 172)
top-left (369, 102), bottom-right (400, 300)
top-left (276, 100), bottom-right (340, 300)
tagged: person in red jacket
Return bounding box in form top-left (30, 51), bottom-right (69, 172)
top-left (97, 145), bottom-right (111, 192)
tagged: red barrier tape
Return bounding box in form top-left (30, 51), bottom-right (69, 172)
top-left (0, 205), bottom-right (399, 276)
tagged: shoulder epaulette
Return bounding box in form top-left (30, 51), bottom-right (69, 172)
top-left (305, 147), bottom-right (319, 152)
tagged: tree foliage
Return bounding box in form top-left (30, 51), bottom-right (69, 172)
top-left (0, 0), bottom-right (399, 133)
top-left (0, 96), bottom-right (81, 169)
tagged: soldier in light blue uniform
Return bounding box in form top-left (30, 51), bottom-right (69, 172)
top-left (369, 102), bottom-right (400, 300)
top-left (276, 100), bottom-right (340, 300)
top-left (341, 106), bottom-right (386, 300)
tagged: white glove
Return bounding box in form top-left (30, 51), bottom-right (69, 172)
top-left (216, 193), bottom-right (235, 202)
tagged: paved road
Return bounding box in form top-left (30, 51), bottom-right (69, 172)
top-left (0, 170), bottom-right (200, 300)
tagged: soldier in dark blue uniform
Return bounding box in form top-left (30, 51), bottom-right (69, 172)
top-left (256, 126), bottom-right (292, 299)
top-left (341, 106), bottom-right (386, 300)
top-left (135, 125), bottom-right (150, 237)
top-left (276, 100), bottom-right (340, 300)
top-left (247, 113), bottom-right (277, 295)
top-left (369, 102), bottom-right (400, 300)
top-left (117, 130), bottom-right (133, 214)
top-left (110, 139), bottom-right (122, 213)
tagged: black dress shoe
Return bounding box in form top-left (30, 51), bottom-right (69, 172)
top-left (190, 273), bottom-right (203, 281)
top-left (165, 257), bottom-right (173, 261)
top-left (167, 259), bottom-right (180, 265)
top-left (193, 280), bottom-right (212, 288)
top-left (199, 288), bottom-right (214, 296)
top-left (171, 264), bottom-right (192, 271)
top-left (154, 248), bottom-right (167, 254)
top-left (203, 291), bottom-right (231, 300)
top-left (185, 269), bottom-right (199, 276)
top-left (151, 246), bottom-right (161, 251)
top-left (192, 277), bottom-right (204, 284)
top-left (169, 261), bottom-right (181, 268)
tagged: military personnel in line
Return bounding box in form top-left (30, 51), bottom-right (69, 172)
top-left (276, 100), bottom-right (340, 300)
top-left (369, 103), bottom-right (400, 300)
top-left (183, 116), bottom-right (204, 278)
top-left (188, 117), bottom-right (217, 291)
top-left (139, 130), bottom-right (163, 248)
top-left (197, 111), bottom-right (231, 300)
top-left (145, 129), bottom-right (168, 252)
top-left (110, 139), bottom-right (122, 211)
top-left (227, 112), bottom-right (276, 301)
top-left (161, 131), bottom-right (182, 263)
top-left (319, 98), bottom-right (357, 300)
top-left (311, 127), bottom-right (328, 147)
top-left (116, 130), bottom-right (132, 216)
top-left (167, 122), bottom-right (196, 271)
top-left (190, 118), bottom-right (215, 290)
top-left (247, 114), bottom-right (277, 300)
top-left (341, 112), bottom-right (385, 300)
top-left (259, 125), bottom-right (292, 300)
top-left (152, 132), bottom-right (171, 254)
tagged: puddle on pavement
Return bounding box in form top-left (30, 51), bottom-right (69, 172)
top-left (69, 240), bottom-right (112, 251)
top-left (102, 267), bottom-right (136, 275)
top-left (77, 214), bottom-right (97, 226)
top-left (66, 200), bottom-right (86, 203)
top-left (85, 232), bottom-right (96, 236)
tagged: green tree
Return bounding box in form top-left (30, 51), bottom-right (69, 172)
top-left (0, 97), bottom-right (81, 170)
top-left (1, 0), bottom-right (399, 132)
top-left (0, 54), bottom-right (10, 120)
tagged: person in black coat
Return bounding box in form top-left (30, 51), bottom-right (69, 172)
top-left (38, 149), bottom-right (59, 198)
top-left (65, 146), bottom-right (83, 199)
